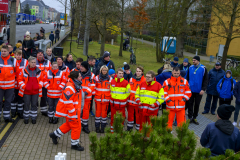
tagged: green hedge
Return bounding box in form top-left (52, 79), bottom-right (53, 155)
top-left (132, 33), bottom-right (155, 42)
top-left (184, 45), bottom-right (202, 54)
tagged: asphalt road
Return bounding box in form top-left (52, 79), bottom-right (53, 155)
top-left (5, 23), bottom-right (59, 44)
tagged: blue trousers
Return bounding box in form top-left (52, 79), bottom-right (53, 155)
top-left (204, 94), bottom-right (218, 113)
top-left (234, 103), bottom-right (240, 122)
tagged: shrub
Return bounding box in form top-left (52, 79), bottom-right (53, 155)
top-left (184, 45), bottom-right (202, 55)
top-left (89, 110), bottom-right (240, 160)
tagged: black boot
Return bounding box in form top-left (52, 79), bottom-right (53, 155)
top-left (32, 120), bottom-right (36, 124)
top-left (11, 113), bottom-right (16, 118)
top-left (100, 123), bottom-right (106, 133)
top-left (96, 128), bottom-right (100, 133)
top-left (52, 118), bottom-right (59, 124)
top-left (49, 132), bottom-right (59, 144)
top-left (18, 113), bottom-right (23, 119)
top-left (24, 119), bottom-right (29, 124)
top-left (82, 126), bottom-right (90, 134)
top-left (71, 143), bottom-right (84, 151)
top-left (49, 117), bottom-right (53, 123)
top-left (127, 127), bottom-right (133, 132)
top-left (42, 112), bottom-right (48, 117)
top-left (100, 128), bottom-right (105, 133)
top-left (5, 118), bottom-right (15, 123)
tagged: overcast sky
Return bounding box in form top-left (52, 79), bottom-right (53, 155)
top-left (22, 0), bottom-right (68, 13)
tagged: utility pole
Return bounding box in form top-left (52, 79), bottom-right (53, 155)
top-left (83, 0), bottom-right (91, 56)
top-left (10, 0), bottom-right (16, 45)
top-left (64, 0), bottom-right (67, 25)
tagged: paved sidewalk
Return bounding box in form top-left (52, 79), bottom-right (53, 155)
top-left (0, 93), bottom-right (238, 160)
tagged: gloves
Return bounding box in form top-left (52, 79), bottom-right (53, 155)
top-left (182, 98), bottom-right (186, 102)
top-left (167, 99), bottom-right (172, 103)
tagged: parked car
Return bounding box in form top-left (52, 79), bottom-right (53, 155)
top-left (46, 20), bottom-right (49, 24)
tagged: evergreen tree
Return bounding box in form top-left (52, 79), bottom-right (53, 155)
top-left (24, 4), bottom-right (31, 15)
top-left (90, 110), bottom-right (240, 159)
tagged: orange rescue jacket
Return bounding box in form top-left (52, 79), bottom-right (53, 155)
top-left (55, 79), bottom-right (84, 119)
top-left (15, 58), bottom-right (28, 89)
top-left (81, 70), bottom-right (95, 101)
top-left (0, 55), bottom-right (17, 89)
top-left (44, 69), bottom-right (66, 98)
top-left (94, 75), bottom-right (112, 103)
top-left (163, 76), bottom-right (192, 110)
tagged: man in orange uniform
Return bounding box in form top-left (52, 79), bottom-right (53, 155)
top-left (110, 68), bottom-right (130, 133)
top-left (135, 71), bottom-right (165, 130)
top-left (0, 45), bottom-right (17, 122)
top-left (44, 62), bottom-right (66, 124)
top-left (94, 65), bottom-right (112, 133)
top-left (80, 61), bottom-right (95, 134)
top-left (11, 49), bottom-right (28, 119)
top-left (49, 71), bottom-right (84, 151)
top-left (57, 56), bottom-right (70, 78)
top-left (127, 66), bottom-right (146, 131)
top-left (71, 58), bottom-right (83, 72)
top-left (163, 67), bottom-right (192, 129)
top-left (36, 49), bottom-right (51, 116)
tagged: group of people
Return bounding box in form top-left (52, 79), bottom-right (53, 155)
top-left (0, 40), bottom-right (240, 155)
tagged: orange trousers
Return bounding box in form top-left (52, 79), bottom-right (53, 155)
top-left (81, 100), bottom-right (91, 126)
top-left (139, 110), bottom-right (157, 131)
top-left (127, 104), bottom-right (141, 130)
top-left (110, 103), bottom-right (126, 133)
top-left (95, 102), bottom-right (108, 128)
top-left (166, 108), bottom-right (186, 129)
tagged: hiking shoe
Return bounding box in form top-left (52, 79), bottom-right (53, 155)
top-left (90, 111), bottom-right (95, 117)
top-left (192, 119), bottom-right (199, 125)
top-left (202, 111), bottom-right (209, 114)
top-left (71, 144), bottom-right (84, 151)
top-left (49, 132), bottom-right (59, 144)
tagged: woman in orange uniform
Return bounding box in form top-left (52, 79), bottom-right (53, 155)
top-left (49, 71), bottom-right (84, 151)
top-left (127, 66), bottom-right (145, 131)
top-left (94, 65), bottom-right (112, 133)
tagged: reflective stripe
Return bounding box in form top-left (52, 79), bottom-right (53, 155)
top-left (165, 96), bottom-right (170, 100)
top-left (111, 91), bottom-right (126, 94)
top-left (110, 100), bottom-right (127, 105)
top-left (127, 100), bottom-right (137, 104)
top-left (47, 93), bottom-right (62, 96)
top-left (184, 79), bottom-right (186, 85)
top-left (59, 99), bottom-right (73, 104)
top-left (96, 88), bottom-right (110, 91)
top-left (156, 101), bottom-right (160, 106)
top-left (166, 105), bottom-right (185, 109)
top-left (45, 84), bottom-right (49, 88)
top-left (55, 111), bottom-right (68, 117)
top-left (184, 95), bottom-right (189, 100)
top-left (66, 86), bottom-right (75, 93)
top-left (185, 91), bottom-right (191, 93)
top-left (0, 84), bottom-right (15, 87)
top-left (168, 94), bottom-right (184, 97)
top-left (164, 80), bottom-right (168, 85)
top-left (82, 86), bottom-right (92, 93)
top-left (48, 90), bottom-right (61, 93)
top-left (140, 95), bottom-right (157, 99)
top-left (19, 91), bottom-right (23, 95)
top-left (68, 108), bottom-right (75, 113)
top-left (164, 92), bottom-right (168, 94)
top-left (130, 90), bottom-right (136, 94)
top-left (142, 106), bottom-right (159, 111)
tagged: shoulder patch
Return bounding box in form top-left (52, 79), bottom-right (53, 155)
top-left (64, 92), bottom-right (73, 100)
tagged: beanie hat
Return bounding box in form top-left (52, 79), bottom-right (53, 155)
top-left (16, 43), bottom-right (22, 48)
top-left (193, 56), bottom-right (200, 62)
top-left (123, 62), bottom-right (127, 65)
top-left (51, 31), bottom-right (53, 33)
top-left (37, 49), bottom-right (44, 54)
top-left (25, 31), bottom-right (30, 36)
top-left (217, 104), bottom-right (235, 120)
top-left (173, 57), bottom-right (179, 61)
top-left (103, 51), bottom-right (110, 59)
top-left (183, 58), bottom-right (189, 63)
top-left (109, 69), bottom-right (115, 75)
top-left (124, 64), bottom-right (130, 70)
top-left (81, 61), bottom-right (89, 70)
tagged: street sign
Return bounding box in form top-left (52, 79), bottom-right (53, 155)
top-left (60, 13), bottom-right (64, 19)
top-left (0, 0), bottom-right (9, 14)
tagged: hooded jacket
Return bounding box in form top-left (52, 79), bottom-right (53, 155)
top-left (97, 59), bottom-right (115, 75)
top-left (124, 70), bottom-right (133, 82)
top-left (217, 70), bottom-right (236, 99)
top-left (64, 59), bottom-right (76, 71)
top-left (234, 81), bottom-right (240, 105)
top-left (49, 33), bottom-right (55, 41)
top-left (179, 63), bottom-right (191, 71)
top-left (44, 53), bottom-right (56, 64)
top-left (156, 71), bottom-right (172, 85)
top-left (200, 120), bottom-right (240, 156)
top-left (206, 68), bottom-right (225, 96)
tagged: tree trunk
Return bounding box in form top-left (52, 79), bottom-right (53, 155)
top-left (100, 14), bottom-right (107, 56)
top-left (10, 1), bottom-right (16, 45)
top-left (175, 34), bottom-right (184, 57)
top-left (119, 0), bottom-right (124, 57)
top-left (83, 0), bottom-right (91, 56)
top-left (119, 31), bottom-right (123, 56)
top-left (221, 38), bottom-right (231, 70)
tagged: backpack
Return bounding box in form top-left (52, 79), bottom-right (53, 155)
top-left (220, 78), bottom-right (234, 91)
top-left (95, 57), bottom-right (102, 68)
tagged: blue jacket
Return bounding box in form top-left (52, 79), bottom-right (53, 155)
top-left (217, 75), bottom-right (236, 99)
top-left (49, 33), bottom-right (55, 41)
top-left (234, 81), bottom-right (240, 105)
top-left (156, 71), bottom-right (172, 85)
top-left (200, 120), bottom-right (240, 156)
top-left (170, 61), bottom-right (180, 68)
top-left (186, 64), bottom-right (208, 93)
top-left (206, 68), bottom-right (225, 96)
top-left (124, 70), bottom-right (133, 82)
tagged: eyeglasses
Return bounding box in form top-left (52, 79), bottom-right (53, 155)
top-left (146, 76), bottom-right (152, 79)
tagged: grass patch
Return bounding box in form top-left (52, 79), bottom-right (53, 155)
top-left (61, 36), bottom-right (214, 74)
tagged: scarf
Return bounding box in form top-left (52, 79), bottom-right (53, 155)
top-left (72, 79), bottom-right (82, 92)
top-left (51, 69), bottom-right (59, 75)
top-left (99, 73), bottom-right (109, 81)
top-left (46, 54), bottom-right (52, 61)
